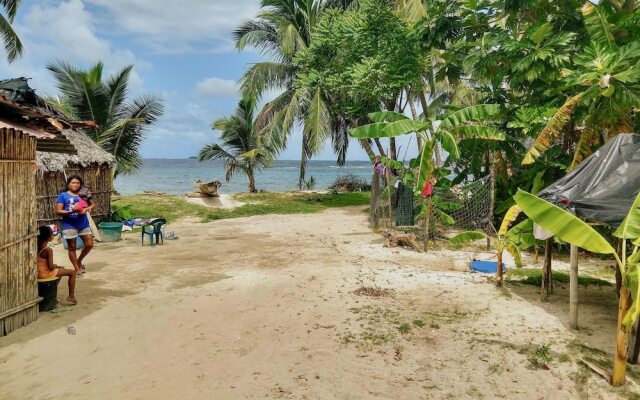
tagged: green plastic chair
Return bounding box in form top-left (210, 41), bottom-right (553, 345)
top-left (141, 218), bottom-right (166, 246)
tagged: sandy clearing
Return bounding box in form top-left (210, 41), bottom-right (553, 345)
top-left (0, 207), bottom-right (637, 399)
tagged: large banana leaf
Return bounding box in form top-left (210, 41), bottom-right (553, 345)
top-left (614, 192), bottom-right (640, 239)
top-left (368, 111), bottom-right (409, 123)
top-left (514, 189), bottom-right (615, 254)
top-left (350, 122), bottom-right (388, 138)
top-left (448, 125), bottom-right (505, 141)
top-left (381, 120), bottom-right (430, 137)
top-left (623, 251), bottom-right (640, 329)
top-left (439, 104), bottom-right (501, 129)
top-left (380, 156), bottom-right (405, 170)
top-left (434, 209), bottom-right (455, 225)
top-left (450, 230), bottom-right (487, 246)
top-left (435, 130), bottom-right (460, 160)
top-left (499, 205), bottom-right (522, 236)
top-left (505, 242), bottom-right (523, 268)
top-left (506, 218), bottom-right (536, 250)
top-left (416, 139), bottom-right (434, 189)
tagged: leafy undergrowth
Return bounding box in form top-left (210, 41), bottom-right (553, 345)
top-left (505, 268), bottom-right (613, 288)
top-left (112, 191), bottom-right (371, 223)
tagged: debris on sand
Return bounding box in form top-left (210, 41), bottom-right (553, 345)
top-left (354, 286), bottom-right (394, 297)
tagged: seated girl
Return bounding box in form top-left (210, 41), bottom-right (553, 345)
top-left (37, 226), bottom-right (77, 305)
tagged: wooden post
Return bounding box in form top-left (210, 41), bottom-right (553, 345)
top-left (386, 170), bottom-right (394, 228)
top-left (541, 238), bottom-right (553, 302)
top-left (370, 172), bottom-right (380, 229)
top-left (487, 163), bottom-right (495, 251)
top-left (570, 244), bottom-right (579, 330)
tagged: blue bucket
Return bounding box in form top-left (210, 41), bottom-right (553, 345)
top-left (62, 236), bottom-right (84, 250)
top-left (470, 260), bottom-right (506, 274)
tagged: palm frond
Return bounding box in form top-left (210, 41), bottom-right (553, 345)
top-left (522, 94), bottom-right (583, 165)
top-left (0, 12), bottom-right (22, 62)
top-left (239, 61), bottom-right (294, 101)
top-left (105, 65), bottom-right (133, 123)
top-left (303, 88), bottom-right (331, 155)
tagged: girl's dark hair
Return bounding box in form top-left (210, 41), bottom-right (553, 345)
top-left (66, 175), bottom-right (83, 189)
top-left (38, 225), bottom-right (53, 247)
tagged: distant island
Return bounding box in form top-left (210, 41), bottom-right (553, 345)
top-left (188, 156), bottom-right (198, 159)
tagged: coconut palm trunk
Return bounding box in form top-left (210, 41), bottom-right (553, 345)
top-left (248, 167), bottom-right (257, 193)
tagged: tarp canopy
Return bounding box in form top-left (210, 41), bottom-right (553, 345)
top-left (537, 133), bottom-right (640, 228)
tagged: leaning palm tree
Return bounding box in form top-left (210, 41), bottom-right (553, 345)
top-left (199, 99), bottom-right (273, 193)
top-left (0, 0), bottom-right (23, 62)
top-left (46, 60), bottom-right (164, 178)
top-left (234, 0), bottom-right (343, 189)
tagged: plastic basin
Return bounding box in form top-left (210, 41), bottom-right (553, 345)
top-left (470, 260), bottom-right (506, 274)
top-left (62, 236), bottom-right (84, 250)
top-left (98, 222), bottom-right (123, 242)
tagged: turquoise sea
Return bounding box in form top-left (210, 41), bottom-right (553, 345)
top-left (114, 159), bottom-right (373, 195)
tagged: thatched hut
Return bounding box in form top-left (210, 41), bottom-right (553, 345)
top-left (36, 129), bottom-right (114, 225)
top-left (0, 77), bottom-right (83, 336)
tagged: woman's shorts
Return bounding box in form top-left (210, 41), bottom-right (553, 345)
top-left (62, 227), bottom-right (92, 240)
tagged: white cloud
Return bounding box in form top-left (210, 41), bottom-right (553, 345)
top-left (87, 0), bottom-right (262, 53)
top-left (196, 77), bottom-right (239, 97)
top-left (0, 0), bottom-right (144, 95)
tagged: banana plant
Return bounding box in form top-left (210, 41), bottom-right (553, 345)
top-left (351, 104), bottom-right (504, 247)
top-left (449, 205), bottom-right (531, 287)
top-left (514, 189), bottom-right (640, 387)
top-left (351, 104), bottom-right (505, 190)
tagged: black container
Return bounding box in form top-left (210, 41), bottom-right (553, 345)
top-left (38, 278), bottom-right (60, 311)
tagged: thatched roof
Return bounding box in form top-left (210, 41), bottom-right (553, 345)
top-left (36, 129), bottom-right (114, 172)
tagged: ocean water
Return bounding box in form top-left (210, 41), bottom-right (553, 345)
top-left (114, 159), bottom-right (373, 195)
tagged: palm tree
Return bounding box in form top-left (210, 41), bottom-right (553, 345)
top-left (47, 60), bottom-right (164, 178)
top-left (234, 0), bottom-right (344, 189)
top-left (0, 0), bottom-right (23, 62)
top-left (199, 99), bottom-right (273, 193)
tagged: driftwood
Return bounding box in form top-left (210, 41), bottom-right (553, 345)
top-left (383, 231), bottom-right (423, 252)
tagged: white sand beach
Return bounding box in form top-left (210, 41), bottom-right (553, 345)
top-left (0, 207), bottom-right (635, 399)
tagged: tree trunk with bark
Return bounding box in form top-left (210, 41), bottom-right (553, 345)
top-left (248, 167), bottom-right (256, 193)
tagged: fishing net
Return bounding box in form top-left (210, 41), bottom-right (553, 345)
top-left (432, 175), bottom-right (493, 233)
top-left (370, 174), bottom-right (493, 238)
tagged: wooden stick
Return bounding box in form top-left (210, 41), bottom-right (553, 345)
top-left (87, 212), bottom-right (102, 242)
top-left (570, 244), bottom-right (579, 330)
top-left (541, 238), bottom-right (552, 302)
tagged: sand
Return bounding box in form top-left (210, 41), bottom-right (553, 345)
top-left (0, 207), bottom-right (637, 399)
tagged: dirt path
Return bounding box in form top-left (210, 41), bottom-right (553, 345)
top-left (0, 207), bottom-right (638, 399)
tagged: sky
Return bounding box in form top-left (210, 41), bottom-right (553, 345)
top-left (0, 0), bottom-right (416, 161)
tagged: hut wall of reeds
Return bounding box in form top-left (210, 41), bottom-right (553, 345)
top-left (36, 129), bottom-right (114, 225)
top-left (0, 128), bottom-right (39, 336)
